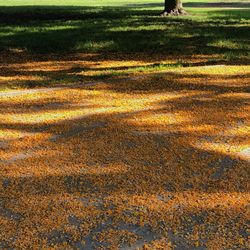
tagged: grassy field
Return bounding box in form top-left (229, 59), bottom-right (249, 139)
top-left (0, 1), bottom-right (249, 54)
top-left (2, 0), bottom-right (250, 6)
top-left (0, 0), bottom-right (249, 89)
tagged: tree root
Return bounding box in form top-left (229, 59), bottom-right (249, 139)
top-left (160, 8), bottom-right (187, 16)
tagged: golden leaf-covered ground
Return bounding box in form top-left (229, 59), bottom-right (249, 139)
top-left (0, 53), bottom-right (249, 249)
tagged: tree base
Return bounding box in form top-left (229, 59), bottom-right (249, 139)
top-left (160, 8), bottom-right (187, 16)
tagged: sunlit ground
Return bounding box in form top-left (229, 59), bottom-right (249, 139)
top-left (0, 53), bottom-right (249, 249)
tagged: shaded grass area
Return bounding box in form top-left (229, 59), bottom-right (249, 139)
top-left (0, 5), bottom-right (249, 55)
top-left (0, 2), bottom-right (249, 89)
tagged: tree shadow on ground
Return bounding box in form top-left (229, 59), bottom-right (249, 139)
top-left (0, 6), bottom-right (249, 55)
top-left (186, 1), bottom-right (250, 8)
top-left (0, 4), bottom-right (249, 249)
top-left (0, 68), bottom-right (249, 248)
top-left (127, 1), bottom-right (250, 8)
top-left (1, 69), bottom-right (249, 195)
top-left (0, 5), bottom-right (249, 90)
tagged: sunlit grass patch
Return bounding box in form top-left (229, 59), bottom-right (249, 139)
top-left (76, 40), bottom-right (116, 51)
top-left (209, 39), bottom-right (247, 50)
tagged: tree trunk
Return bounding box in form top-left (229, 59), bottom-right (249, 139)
top-left (161, 0), bottom-right (187, 16)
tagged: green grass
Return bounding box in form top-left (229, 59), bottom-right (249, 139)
top-left (2, 0), bottom-right (250, 6)
top-left (0, 0), bottom-right (249, 90)
top-left (0, 0), bottom-right (158, 6)
top-left (0, 0), bottom-right (249, 59)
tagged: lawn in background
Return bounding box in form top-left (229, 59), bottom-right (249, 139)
top-left (0, 0), bottom-right (249, 89)
top-left (0, 0), bottom-right (249, 55)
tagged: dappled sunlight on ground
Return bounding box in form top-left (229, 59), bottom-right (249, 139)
top-left (2, 52), bottom-right (245, 89)
top-left (0, 53), bottom-right (249, 249)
